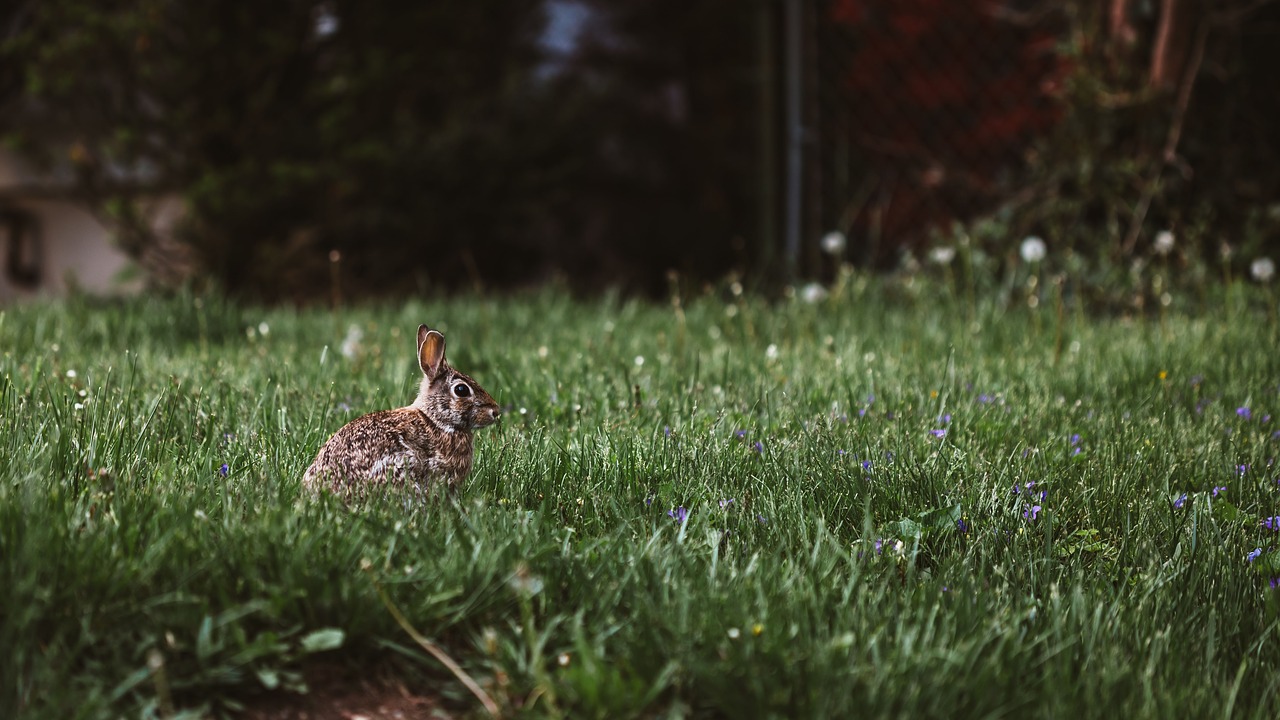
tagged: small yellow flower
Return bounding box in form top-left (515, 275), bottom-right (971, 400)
top-left (752, 623), bottom-right (764, 637)
top-left (930, 390), bottom-right (938, 398)
top-left (1158, 370), bottom-right (1167, 380)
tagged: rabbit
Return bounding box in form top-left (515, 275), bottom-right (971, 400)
top-left (303, 324), bottom-right (500, 498)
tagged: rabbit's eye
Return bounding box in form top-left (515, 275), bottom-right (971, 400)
top-left (452, 382), bottom-right (472, 398)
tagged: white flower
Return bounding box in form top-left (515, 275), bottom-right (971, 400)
top-left (65, 369), bottom-right (77, 378)
top-left (800, 282), bottom-right (828, 304)
top-left (928, 246), bottom-right (956, 265)
top-left (340, 324), bottom-right (363, 360)
top-left (765, 344), bottom-right (779, 361)
top-left (1153, 230), bottom-right (1175, 256)
top-left (508, 566), bottom-right (544, 596)
top-left (257, 321), bottom-right (270, 336)
top-left (1252, 257), bottom-right (1275, 283)
top-left (634, 355), bottom-right (645, 367)
top-left (727, 627), bottom-right (741, 640)
top-left (312, 5), bottom-right (339, 38)
top-left (820, 231), bottom-right (847, 256)
top-left (1020, 236), bottom-right (1047, 263)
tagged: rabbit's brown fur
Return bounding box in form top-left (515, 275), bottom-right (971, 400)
top-left (302, 324), bottom-right (499, 497)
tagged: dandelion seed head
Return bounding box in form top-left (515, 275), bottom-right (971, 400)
top-left (1020, 236), bottom-right (1047, 263)
top-left (929, 246), bottom-right (957, 265)
top-left (1252, 257), bottom-right (1276, 283)
top-left (821, 231), bottom-right (847, 256)
top-left (801, 282), bottom-right (829, 304)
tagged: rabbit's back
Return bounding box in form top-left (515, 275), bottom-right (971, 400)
top-left (302, 407), bottom-right (475, 494)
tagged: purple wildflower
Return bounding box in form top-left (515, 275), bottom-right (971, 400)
top-left (1238, 464), bottom-right (1250, 476)
top-left (837, 449), bottom-right (847, 456)
top-left (735, 429), bottom-right (747, 439)
top-left (862, 460), bottom-right (873, 471)
top-left (1272, 577), bottom-right (1280, 589)
top-left (956, 518), bottom-right (969, 534)
top-left (930, 429), bottom-right (947, 438)
top-left (219, 463), bottom-right (229, 477)
top-left (1213, 486), bottom-right (1226, 498)
top-left (1070, 434), bottom-right (1081, 446)
top-left (1071, 446), bottom-right (1082, 457)
top-left (752, 440), bottom-right (763, 453)
top-left (1262, 516), bottom-right (1280, 531)
top-left (1025, 480), bottom-right (1036, 490)
top-left (1174, 493), bottom-right (1187, 509)
top-left (756, 515), bottom-right (767, 524)
top-left (664, 426), bottom-right (672, 438)
top-left (874, 538), bottom-right (884, 555)
top-left (838, 414), bottom-right (848, 423)
top-left (1238, 407), bottom-right (1252, 420)
top-left (1012, 483), bottom-right (1021, 495)
top-left (644, 495), bottom-right (654, 507)
top-left (939, 413), bottom-right (952, 424)
top-left (978, 394), bottom-right (992, 404)
top-left (1024, 505), bottom-right (1042, 521)
top-left (1248, 547), bottom-right (1263, 563)
top-left (667, 506), bottom-right (688, 524)
top-left (719, 498), bottom-right (735, 509)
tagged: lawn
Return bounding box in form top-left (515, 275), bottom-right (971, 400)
top-left (2, 278), bottom-right (1279, 718)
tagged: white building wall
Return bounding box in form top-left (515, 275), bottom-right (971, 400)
top-left (0, 149), bottom-right (143, 302)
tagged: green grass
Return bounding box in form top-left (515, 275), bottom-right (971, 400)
top-left (3, 280), bottom-right (1280, 718)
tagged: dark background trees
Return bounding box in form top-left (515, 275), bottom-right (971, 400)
top-left (2, 0), bottom-right (1278, 300)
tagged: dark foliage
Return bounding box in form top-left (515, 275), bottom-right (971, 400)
top-left (1, 1), bottom-right (1278, 299)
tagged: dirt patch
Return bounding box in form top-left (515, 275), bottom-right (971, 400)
top-left (236, 662), bottom-right (452, 720)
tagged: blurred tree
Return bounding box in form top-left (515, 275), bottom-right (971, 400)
top-left (0, 0), bottom-right (776, 298)
top-left (1, 1), bottom-right (561, 298)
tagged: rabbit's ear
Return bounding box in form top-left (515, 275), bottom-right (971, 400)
top-left (418, 326), bottom-right (447, 379)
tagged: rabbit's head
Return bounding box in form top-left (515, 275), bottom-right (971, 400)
top-left (413, 325), bottom-right (501, 431)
